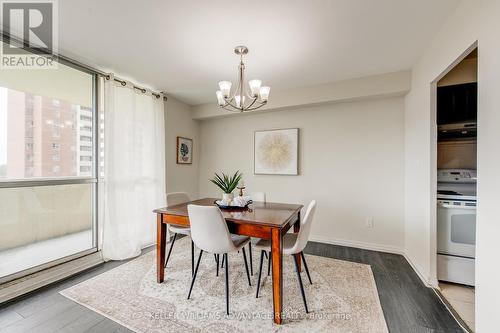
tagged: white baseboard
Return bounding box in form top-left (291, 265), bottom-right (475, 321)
top-left (309, 235), bottom-right (405, 255)
top-left (401, 252), bottom-right (436, 288)
top-left (309, 235), bottom-right (434, 287)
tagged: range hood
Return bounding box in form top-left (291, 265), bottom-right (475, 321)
top-left (438, 122), bottom-right (477, 140)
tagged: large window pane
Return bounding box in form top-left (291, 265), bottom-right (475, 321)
top-left (0, 41), bottom-right (97, 281)
top-left (0, 183), bottom-right (93, 278)
top-left (0, 59), bottom-right (94, 181)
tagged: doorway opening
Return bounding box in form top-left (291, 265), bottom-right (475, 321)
top-left (433, 47), bottom-right (477, 332)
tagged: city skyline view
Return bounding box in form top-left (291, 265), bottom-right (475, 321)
top-left (0, 86), bottom-right (93, 180)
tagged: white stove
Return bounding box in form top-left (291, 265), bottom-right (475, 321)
top-left (437, 169), bottom-right (476, 286)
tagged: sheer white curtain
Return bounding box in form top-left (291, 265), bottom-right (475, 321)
top-left (101, 75), bottom-right (166, 260)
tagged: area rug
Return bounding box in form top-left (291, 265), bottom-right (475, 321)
top-left (60, 237), bottom-right (388, 332)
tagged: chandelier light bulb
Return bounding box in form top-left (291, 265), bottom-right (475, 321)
top-left (216, 90), bottom-right (225, 106)
top-left (235, 95), bottom-right (245, 108)
top-left (218, 81), bottom-right (232, 98)
top-left (259, 86), bottom-right (270, 101)
top-left (248, 79), bottom-right (262, 97)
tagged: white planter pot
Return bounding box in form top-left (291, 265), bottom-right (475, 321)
top-left (222, 193), bottom-right (233, 204)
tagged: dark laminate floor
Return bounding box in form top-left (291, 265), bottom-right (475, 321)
top-left (0, 242), bottom-right (463, 333)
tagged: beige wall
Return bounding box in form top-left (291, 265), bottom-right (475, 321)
top-left (404, 0), bottom-right (500, 330)
top-left (198, 97), bottom-right (405, 251)
top-left (164, 96), bottom-right (200, 199)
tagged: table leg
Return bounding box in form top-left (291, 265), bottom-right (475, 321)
top-left (271, 228), bottom-right (283, 324)
top-left (156, 214), bottom-right (166, 283)
top-left (293, 211), bottom-right (301, 272)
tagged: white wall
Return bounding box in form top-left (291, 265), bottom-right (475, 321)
top-left (164, 96), bottom-right (199, 199)
top-left (404, 0), bottom-right (500, 330)
top-left (198, 97), bottom-right (405, 252)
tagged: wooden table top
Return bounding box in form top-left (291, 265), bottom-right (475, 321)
top-left (154, 197), bottom-right (303, 228)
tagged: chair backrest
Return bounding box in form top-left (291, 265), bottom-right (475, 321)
top-left (290, 200), bottom-right (317, 254)
top-left (187, 205), bottom-right (235, 254)
top-left (251, 192), bottom-right (266, 202)
top-left (166, 192), bottom-right (190, 207)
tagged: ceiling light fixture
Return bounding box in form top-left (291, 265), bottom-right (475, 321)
top-left (216, 46), bottom-right (270, 112)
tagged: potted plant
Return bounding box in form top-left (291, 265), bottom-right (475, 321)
top-left (210, 171), bottom-right (242, 203)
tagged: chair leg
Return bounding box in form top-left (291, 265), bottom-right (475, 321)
top-left (301, 252), bottom-right (312, 284)
top-left (242, 247), bottom-right (252, 286)
top-left (267, 251), bottom-right (271, 276)
top-left (293, 254), bottom-right (309, 313)
top-left (164, 233), bottom-right (178, 268)
top-left (248, 242), bottom-right (253, 276)
top-left (215, 254), bottom-right (219, 277)
top-left (224, 253), bottom-right (229, 315)
top-left (221, 253), bottom-right (225, 268)
top-left (256, 250), bottom-right (265, 298)
top-left (187, 250), bottom-right (204, 299)
top-left (191, 240), bottom-right (195, 276)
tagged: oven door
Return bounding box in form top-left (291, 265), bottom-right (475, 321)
top-left (437, 201), bottom-right (476, 258)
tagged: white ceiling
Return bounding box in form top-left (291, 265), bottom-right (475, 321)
top-left (56, 0), bottom-right (460, 105)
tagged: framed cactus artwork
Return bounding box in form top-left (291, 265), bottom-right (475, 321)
top-left (176, 137), bottom-right (193, 164)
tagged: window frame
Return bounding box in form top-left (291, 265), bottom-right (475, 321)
top-left (0, 58), bottom-right (100, 284)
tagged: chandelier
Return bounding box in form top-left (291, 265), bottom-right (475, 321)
top-left (216, 46), bottom-right (270, 112)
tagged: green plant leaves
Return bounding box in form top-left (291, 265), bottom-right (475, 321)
top-left (209, 170), bottom-right (242, 194)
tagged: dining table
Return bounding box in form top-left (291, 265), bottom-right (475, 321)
top-left (153, 197), bottom-right (303, 325)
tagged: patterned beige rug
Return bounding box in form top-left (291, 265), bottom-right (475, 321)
top-left (60, 237), bottom-right (388, 332)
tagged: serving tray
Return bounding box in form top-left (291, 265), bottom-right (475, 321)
top-left (214, 200), bottom-right (252, 209)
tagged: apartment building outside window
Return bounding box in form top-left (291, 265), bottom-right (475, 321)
top-left (0, 45), bottom-right (98, 282)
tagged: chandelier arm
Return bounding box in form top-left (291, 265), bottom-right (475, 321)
top-left (244, 101), bottom-right (267, 111)
top-left (245, 96), bottom-right (259, 109)
top-left (245, 89), bottom-right (255, 100)
top-left (229, 75), bottom-right (242, 103)
top-left (221, 105), bottom-right (243, 113)
top-left (223, 100), bottom-right (241, 110)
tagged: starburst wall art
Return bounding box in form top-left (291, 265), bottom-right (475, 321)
top-left (254, 128), bottom-right (298, 175)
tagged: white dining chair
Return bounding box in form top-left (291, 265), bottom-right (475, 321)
top-left (254, 200), bottom-right (316, 313)
top-left (165, 192), bottom-right (195, 275)
top-left (187, 204), bottom-right (252, 315)
top-left (220, 192), bottom-right (267, 276)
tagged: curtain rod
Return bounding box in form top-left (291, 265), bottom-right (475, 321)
top-left (0, 32), bottom-right (167, 101)
top-left (104, 75), bottom-right (164, 100)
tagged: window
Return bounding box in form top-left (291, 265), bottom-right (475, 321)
top-left (0, 44), bottom-right (97, 282)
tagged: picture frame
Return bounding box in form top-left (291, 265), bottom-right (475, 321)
top-left (176, 136), bottom-right (193, 164)
top-left (254, 128), bottom-right (299, 175)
